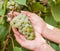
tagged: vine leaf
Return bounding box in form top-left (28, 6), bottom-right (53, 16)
top-left (51, 3), bottom-right (60, 22)
top-left (0, 3), bottom-right (2, 10)
top-left (0, 3), bottom-right (5, 16)
top-left (48, 0), bottom-right (60, 22)
top-left (31, 2), bottom-right (44, 12)
top-left (45, 16), bottom-right (57, 27)
top-left (0, 9), bottom-right (5, 16)
top-left (13, 46), bottom-right (23, 51)
top-left (14, 0), bottom-right (27, 6)
top-left (0, 17), bottom-right (5, 24)
top-left (0, 24), bottom-right (9, 41)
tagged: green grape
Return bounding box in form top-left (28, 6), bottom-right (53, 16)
top-left (22, 28), bottom-right (27, 32)
top-left (19, 29), bottom-right (23, 34)
top-left (11, 14), bottom-right (35, 40)
top-left (10, 19), bottom-right (20, 28)
top-left (26, 32), bottom-right (35, 40)
top-left (24, 18), bottom-right (30, 24)
top-left (27, 28), bottom-right (33, 33)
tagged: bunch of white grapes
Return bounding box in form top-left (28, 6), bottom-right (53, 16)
top-left (10, 14), bottom-right (35, 40)
top-left (7, 0), bottom-right (21, 11)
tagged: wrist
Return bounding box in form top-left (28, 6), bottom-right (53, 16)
top-left (34, 43), bottom-right (47, 51)
top-left (46, 24), bottom-right (54, 30)
top-left (42, 23), bottom-right (55, 34)
top-left (34, 43), bottom-right (55, 51)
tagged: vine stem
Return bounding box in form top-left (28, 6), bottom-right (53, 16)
top-left (10, 36), bottom-right (14, 48)
top-left (2, 35), bottom-right (10, 51)
top-left (4, 0), bottom-right (8, 13)
top-left (9, 10), bottom-right (15, 48)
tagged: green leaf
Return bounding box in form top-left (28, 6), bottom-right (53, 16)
top-left (59, 44), bottom-right (60, 47)
top-left (47, 41), bottom-right (59, 51)
top-left (51, 3), bottom-right (60, 22)
top-left (0, 24), bottom-right (9, 41)
top-left (31, 2), bottom-right (44, 12)
top-left (13, 46), bottom-right (23, 51)
top-left (22, 48), bottom-right (31, 51)
top-left (0, 17), bottom-right (5, 25)
top-left (14, 0), bottom-right (27, 6)
top-left (45, 15), bottom-right (57, 27)
top-left (50, 42), bottom-right (58, 50)
top-left (0, 4), bottom-right (2, 10)
top-left (48, 0), bottom-right (60, 22)
top-left (0, 9), bottom-right (5, 16)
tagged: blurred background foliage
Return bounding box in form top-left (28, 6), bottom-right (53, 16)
top-left (0, 0), bottom-right (60, 51)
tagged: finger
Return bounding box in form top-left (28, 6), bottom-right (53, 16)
top-left (8, 11), bottom-right (14, 21)
top-left (7, 17), bottom-right (11, 22)
top-left (8, 13), bottom-right (12, 17)
top-left (21, 11), bottom-right (33, 17)
top-left (14, 34), bottom-right (26, 47)
top-left (35, 31), bottom-right (46, 42)
top-left (21, 11), bottom-right (43, 22)
top-left (12, 27), bottom-right (26, 40)
top-left (8, 11), bottom-right (13, 17)
top-left (21, 11), bottom-right (38, 18)
top-left (21, 11), bottom-right (39, 25)
top-left (14, 12), bottom-right (20, 17)
top-left (12, 27), bottom-right (18, 34)
top-left (34, 31), bottom-right (41, 39)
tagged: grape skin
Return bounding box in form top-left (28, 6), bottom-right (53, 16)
top-left (11, 14), bottom-right (35, 40)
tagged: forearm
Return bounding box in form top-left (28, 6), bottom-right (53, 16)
top-left (34, 43), bottom-right (55, 51)
top-left (42, 23), bottom-right (60, 43)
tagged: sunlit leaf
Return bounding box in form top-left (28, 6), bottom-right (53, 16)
top-left (0, 9), bottom-right (5, 16)
top-left (0, 17), bottom-right (5, 25)
top-left (48, 0), bottom-right (60, 22)
top-left (14, 0), bottom-right (27, 6)
top-left (45, 15), bottom-right (57, 27)
top-left (51, 3), bottom-right (60, 22)
top-left (0, 4), bottom-right (2, 10)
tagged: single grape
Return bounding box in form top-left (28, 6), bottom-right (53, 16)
top-left (26, 32), bottom-right (35, 40)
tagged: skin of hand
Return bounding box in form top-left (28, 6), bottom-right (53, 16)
top-left (42, 24), bottom-right (60, 44)
top-left (12, 27), bottom-right (46, 50)
top-left (8, 11), bottom-right (55, 51)
top-left (12, 27), bottom-right (55, 51)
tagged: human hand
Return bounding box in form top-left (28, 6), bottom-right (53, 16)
top-left (12, 27), bottom-right (47, 50)
top-left (8, 11), bottom-right (55, 51)
top-left (8, 11), bottom-right (46, 34)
